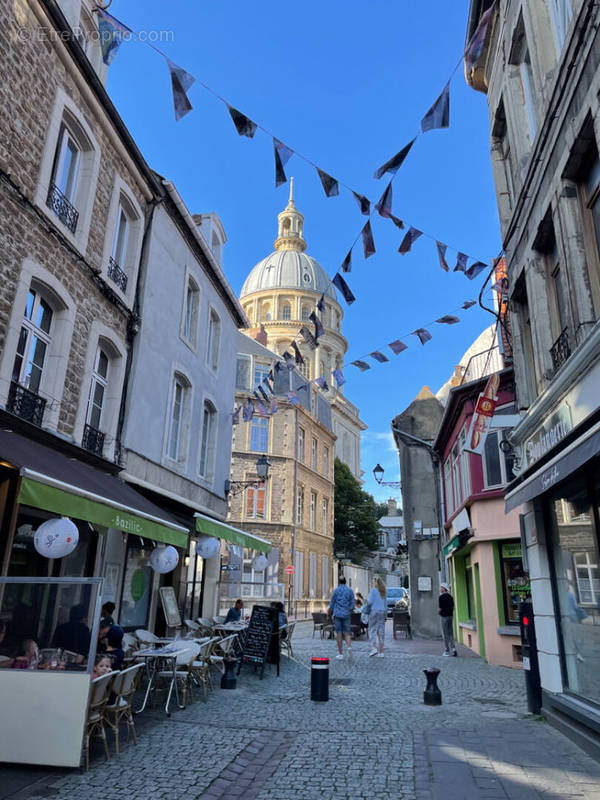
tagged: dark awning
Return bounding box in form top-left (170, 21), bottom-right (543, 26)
top-left (0, 429), bottom-right (189, 548)
top-left (505, 421), bottom-right (600, 513)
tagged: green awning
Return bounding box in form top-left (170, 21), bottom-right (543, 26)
top-left (19, 474), bottom-right (188, 549)
top-left (443, 535), bottom-right (460, 559)
top-left (194, 512), bottom-right (271, 553)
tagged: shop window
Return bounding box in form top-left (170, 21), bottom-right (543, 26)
top-left (245, 483), bottom-right (266, 520)
top-left (199, 400), bottom-right (217, 479)
top-left (549, 473), bottom-right (600, 705)
top-left (499, 541), bottom-right (530, 624)
top-left (119, 537), bottom-right (153, 630)
top-left (236, 355), bottom-right (251, 391)
top-left (250, 415), bottom-right (269, 453)
top-left (242, 549), bottom-right (267, 598)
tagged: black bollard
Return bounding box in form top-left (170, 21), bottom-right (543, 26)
top-left (221, 657), bottom-right (238, 689)
top-left (311, 656), bottom-right (329, 701)
top-left (423, 667), bottom-right (442, 705)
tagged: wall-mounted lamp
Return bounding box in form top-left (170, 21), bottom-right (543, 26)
top-left (225, 455), bottom-right (271, 496)
top-left (372, 463), bottom-right (401, 488)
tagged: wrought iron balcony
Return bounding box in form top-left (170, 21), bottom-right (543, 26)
top-left (46, 182), bottom-right (79, 233)
top-left (108, 256), bottom-right (128, 293)
top-left (550, 328), bottom-right (571, 373)
top-left (7, 381), bottom-right (46, 426)
top-left (82, 423), bottom-right (105, 457)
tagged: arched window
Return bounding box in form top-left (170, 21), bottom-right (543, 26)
top-left (11, 288), bottom-right (53, 397)
top-left (107, 193), bottom-right (139, 293)
top-left (167, 374), bottom-right (190, 462)
top-left (207, 309), bottom-right (221, 371)
top-left (282, 304), bottom-right (291, 321)
top-left (199, 400), bottom-right (217, 478)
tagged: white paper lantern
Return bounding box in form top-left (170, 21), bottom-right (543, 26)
top-left (149, 545), bottom-right (179, 574)
top-left (251, 554), bottom-right (268, 572)
top-left (34, 517), bottom-right (79, 559)
top-left (196, 535), bottom-right (220, 559)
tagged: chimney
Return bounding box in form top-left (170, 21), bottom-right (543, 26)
top-left (387, 498), bottom-right (397, 516)
top-left (246, 325), bottom-right (268, 346)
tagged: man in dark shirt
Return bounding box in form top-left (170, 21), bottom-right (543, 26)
top-left (439, 583), bottom-right (457, 657)
top-left (53, 604), bottom-right (91, 658)
top-left (225, 599), bottom-right (243, 623)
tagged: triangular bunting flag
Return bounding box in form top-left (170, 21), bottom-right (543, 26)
top-left (436, 241), bottom-right (450, 272)
top-left (462, 300), bottom-right (477, 309)
top-left (373, 138), bottom-right (416, 180)
top-left (333, 368), bottom-right (346, 388)
top-left (351, 360), bottom-right (371, 372)
top-left (317, 293), bottom-right (326, 312)
top-left (316, 167), bottom-right (339, 197)
top-left (398, 227), bottom-right (423, 255)
top-left (370, 351), bottom-right (389, 363)
top-left (96, 8), bottom-right (132, 66)
top-left (436, 315), bottom-right (460, 325)
top-left (227, 106), bottom-right (257, 138)
top-left (297, 383), bottom-right (309, 392)
top-left (465, 261), bottom-right (488, 280)
top-left (353, 192), bottom-right (371, 216)
top-left (274, 362), bottom-right (283, 374)
top-left (243, 398), bottom-right (255, 422)
top-left (268, 368), bottom-right (274, 382)
top-left (332, 273), bottom-right (356, 305)
top-left (166, 58), bottom-right (195, 122)
top-left (263, 377), bottom-right (274, 395)
top-left (283, 351), bottom-right (295, 370)
top-left (388, 340), bottom-right (408, 355)
top-left (412, 328), bottom-right (432, 345)
top-left (254, 392), bottom-right (269, 415)
top-left (299, 325), bottom-right (318, 350)
top-left (286, 391), bottom-right (300, 407)
top-left (291, 341), bottom-right (304, 365)
top-left (315, 376), bottom-right (329, 391)
top-left (465, 3), bottom-right (496, 71)
top-left (375, 182), bottom-right (393, 219)
top-left (274, 139), bottom-right (294, 187)
top-left (269, 397), bottom-right (278, 414)
top-left (258, 385), bottom-right (271, 403)
top-left (454, 252), bottom-right (469, 273)
top-left (421, 83), bottom-right (450, 133)
top-left (390, 214), bottom-right (405, 230)
top-left (361, 220), bottom-right (376, 259)
top-left (341, 250), bottom-right (352, 273)
top-left (309, 311), bottom-right (325, 341)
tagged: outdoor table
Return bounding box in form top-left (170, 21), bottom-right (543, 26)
top-left (133, 644), bottom-right (192, 716)
top-left (214, 622), bottom-right (248, 635)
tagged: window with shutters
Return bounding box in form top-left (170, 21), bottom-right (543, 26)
top-left (245, 484), bottom-right (266, 519)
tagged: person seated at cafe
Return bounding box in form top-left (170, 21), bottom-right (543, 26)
top-left (98, 601), bottom-right (116, 652)
top-left (11, 639), bottom-right (38, 669)
top-left (104, 625), bottom-right (125, 671)
top-left (273, 601), bottom-right (288, 639)
top-left (92, 654), bottom-right (113, 679)
top-left (53, 603), bottom-right (91, 659)
top-left (225, 599), bottom-right (244, 623)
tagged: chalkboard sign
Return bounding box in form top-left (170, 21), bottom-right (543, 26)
top-left (238, 605), bottom-right (279, 679)
top-left (159, 586), bottom-right (182, 629)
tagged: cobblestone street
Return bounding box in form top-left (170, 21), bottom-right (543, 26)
top-left (3, 622), bottom-right (600, 800)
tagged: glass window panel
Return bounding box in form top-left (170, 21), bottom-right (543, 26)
top-left (250, 416), bottom-right (268, 453)
top-left (25, 336), bottom-right (47, 393)
top-left (119, 542), bottom-right (153, 629)
top-left (484, 431), bottom-right (503, 486)
top-left (168, 381), bottom-right (184, 460)
top-left (36, 299), bottom-right (52, 334)
top-left (97, 350), bottom-right (109, 379)
top-left (11, 327), bottom-right (28, 382)
top-left (236, 357), bottom-right (251, 390)
top-left (549, 473), bottom-right (600, 705)
top-left (254, 364), bottom-right (270, 389)
top-left (25, 290), bottom-right (35, 320)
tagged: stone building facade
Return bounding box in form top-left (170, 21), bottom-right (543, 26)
top-left (238, 180), bottom-right (366, 481)
top-left (466, 0), bottom-right (600, 751)
top-left (227, 332), bottom-right (336, 614)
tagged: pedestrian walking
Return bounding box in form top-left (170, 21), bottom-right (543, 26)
top-left (366, 577), bottom-right (387, 658)
top-left (328, 576), bottom-right (355, 660)
top-left (439, 582), bottom-right (457, 656)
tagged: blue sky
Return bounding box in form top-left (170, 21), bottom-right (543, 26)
top-left (107, 0), bottom-right (500, 504)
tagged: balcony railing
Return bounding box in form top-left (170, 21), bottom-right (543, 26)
top-left (7, 381), bottom-right (46, 426)
top-left (82, 423), bottom-right (105, 457)
top-left (108, 256), bottom-right (128, 293)
top-left (550, 328), bottom-right (571, 373)
top-left (46, 182), bottom-right (79, 233)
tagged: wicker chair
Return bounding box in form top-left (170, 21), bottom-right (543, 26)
top-left (134, 629), bottom-right (161, 647)
top-left (311, 612), bottom-right (333, 639)
top-left (157, 643), bottom-right (202, 708)
top-left (208, 634), bottom-right (238, 675)
top-left (191, 637), bottom-right (220, 698)
top-left (85, 671), bottom-right (117, 770)
top-left (280, 622), bottom-right (296, 659)
top-left (392, 610), bottom-right (412, 639)
top-left (103, 663), bottom-right (145, 753)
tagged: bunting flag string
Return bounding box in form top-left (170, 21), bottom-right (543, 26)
top-left (96, 5), bottom-right (499, 305)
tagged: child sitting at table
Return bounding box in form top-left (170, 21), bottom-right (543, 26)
top-left (11, 639), bottom-right (38, 669)
top-left (93, 654), bottom-right (113, 679)
top-left (104, 625), bottom-right (125, 670)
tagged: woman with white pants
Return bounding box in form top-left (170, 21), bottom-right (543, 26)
top-left (367, 577), bottom-right (387, 658)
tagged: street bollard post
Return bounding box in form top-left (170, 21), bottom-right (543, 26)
top-left (423, 667), bottom-right (442, 705)
top-left (221, 657), bottom-right (238, 690)
top-left (311, 656), bottom-right (329, 701)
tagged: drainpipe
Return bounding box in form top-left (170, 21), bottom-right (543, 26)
top-left (289, 405), bottom-right (299, 619)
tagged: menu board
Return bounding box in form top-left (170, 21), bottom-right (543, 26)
top-left (238, 605), bottom-right (279, 679)
top-left (159, 586), bottom-right (182, 629)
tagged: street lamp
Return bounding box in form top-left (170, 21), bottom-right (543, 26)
top-left (225, 455), bottom-right (271, 496)
top-left (372, 463), bottom-right (401, 488)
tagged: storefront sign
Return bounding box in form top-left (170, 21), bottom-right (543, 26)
top-left (417, 576), bottom-right (432, 591)
top-left (464, 373), bottom-right (500, 454)
top-left (523, 406), bottom-right (572, 470)
top-left (501, 543), bottom-right (522, 559)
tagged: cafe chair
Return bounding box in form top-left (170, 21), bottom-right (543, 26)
top-left (157, 643), bottom-right (202, 708)
top-left (208, 634), bottom-right (238, 675)
top-left (103, 663), bottom-right (145, 754)
top-left (134, 629), bottom-right (161, 646)
top-left (85, 671), bottom-right (117, 770)
top-left (280, 622), bottom-right (296, 659)
top-left (184, 619), bottom-right (200, 634)
top-left (191, 638), bottom-right (219, 699)
top-left (311, 612), bottom-right (332, 639)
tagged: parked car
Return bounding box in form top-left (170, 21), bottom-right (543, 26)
top-left (386, 587), bottom-right (410, 616)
